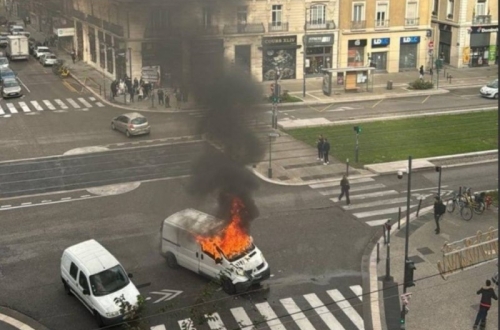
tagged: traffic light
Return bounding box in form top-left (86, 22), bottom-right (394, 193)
top-left (404, 259), bottom-right (416, 287)
top-left (353, 126), bottom-right (362, 134)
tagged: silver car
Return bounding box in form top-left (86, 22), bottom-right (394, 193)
top-left (1, 78), bottom-right (21, 98)
top-left (40, 53), bottom-right (57, 66)
top-left (0, 56), bottom-right (8, 68)
top-left (111, 112), bottom-right (150, 137)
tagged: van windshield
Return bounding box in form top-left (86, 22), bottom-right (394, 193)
top-left (89, 265), bottom-right (130, 297)
top-left (223, 243), bottom-right (255, 262)
top-left (487, 80), bottom-right (498, 88)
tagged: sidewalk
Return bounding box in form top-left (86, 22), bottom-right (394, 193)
top-left (374, 205), bottom-right (498, 330)
top-left (0, 307), bottom-right (50, 330)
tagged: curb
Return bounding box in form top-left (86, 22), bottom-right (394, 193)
top-left (0, 307), bottom-right (50, 330)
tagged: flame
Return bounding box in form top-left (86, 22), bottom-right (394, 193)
top-left (196, 197), bottom-right (252, 260)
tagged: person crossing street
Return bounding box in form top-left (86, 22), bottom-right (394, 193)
top-left (322, 138), bottom-right (330, 165)
top-left (338, 174), bottom-right (350, 205)
top-left (473, 279), bottom-right (497, 330)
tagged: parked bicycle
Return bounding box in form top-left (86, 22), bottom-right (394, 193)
top-left (446, 186), bottom-right (486, 221)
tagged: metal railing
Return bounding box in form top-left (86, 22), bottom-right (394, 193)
top-left (472, 15), bottom-right (492, 24)
top-left (306, 20), bottom-right (335, 30)
top-left (405, 17), bottom-right (419, 26)
top-left (350, 20), bottom-right (366, 29)
top-left (268, 22), bottom-right (289, 32)
top-left (223, 23), bottom-right (265, 34)
top-left (375, 19), bottom-right (390, 28)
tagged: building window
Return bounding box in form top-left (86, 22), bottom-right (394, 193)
top-left (151, 9), bottom-right (170, 28)
top-left (237, 6), bottom-right (247, 25)
top-left (310, 5), bottom-right (326, 25)
top-left (376, 3), bottom-right (388, 27)
top-left (202, 7), bottom-right (213, 27)
top-left (271, 5), bottom-right (282, 26)
top-left (432, 0), bottom-right (438, 16)
top-left (353, 3), bottom-right (364, 21)
top-left (447, 0), bottom-right (454, 18)
top-left (476, 0), bottom-right (486, 16)
top-left (406, 1), bottom-right (418, 25)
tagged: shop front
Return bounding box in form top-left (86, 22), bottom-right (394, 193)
top-left (469, 26), bottom-right (498, 67)
top-left (399, 36), bottom-right (420, 70)
top-left (141, 39), bottom-right (183, 87)
top-left (438, 24), bottom-right (452, 64)
top-left (53, 27), bottom-right (74, 53)
top-left (370, 37), bottom-right (390, 71)
top-left (305, 33), bottom-right (334, 76)
top-left (262, 36), bottom-right (297, 81)
top-left (347, 39), bottom-right (367, 67)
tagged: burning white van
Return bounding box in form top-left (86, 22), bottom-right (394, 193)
top-left (160, 203), bottom-right (270, 294)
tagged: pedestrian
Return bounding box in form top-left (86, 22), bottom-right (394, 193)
top-left (133, 77), bottom-right (139, 90)
top-left (338, 174), bottom-right (351, 205)
top-left (70, 48), bottom-right (76, 63)
top-left (322, 138), bottom-right (330, 165)
top-left (433, 196), bottom-right (446, 234)
top-left (165, 93), bottom-right (170, 108)
top-left (473, 279), bottom-right (498, 330)
top-left (429, 67), bottom-right (433, 77)
top-left (175, 90), bottom-right (182, 109)
top-left (317, 135), bottom-right (324, 161)
top-left (138, 86), bottom-right (143, 101)
top-left (110, 80), bottom-right (117, 100)
top-left (129, 85), bottom-right (135, 103)
top-left (157, 89), bottom-right (164, 105)
top-left (419, 65), bottom-right (424, 80)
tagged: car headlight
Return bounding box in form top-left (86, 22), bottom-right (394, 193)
top-left (105, 310), bottom-right (121, 317)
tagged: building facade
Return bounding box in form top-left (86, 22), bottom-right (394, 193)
top-left (431, 0), bottom-right (498, 68)
top-left (338, 0), bottom-right (433, 73)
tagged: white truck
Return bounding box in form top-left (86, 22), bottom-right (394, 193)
top-left (6, 35), bottom-right (29, 60)
top-left (160, 208), bottom-right (270, 294)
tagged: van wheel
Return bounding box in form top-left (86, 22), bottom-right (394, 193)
top-left (93, 310), bottom-right (104, 327)
top-left (494, 93), bottom-right (498, 99)
top-left (62, 279), bottom-right (72, 296)
top-left (221, 277), bottom-right (236, 295)
top-left (166, 252), bottom-right (178, 269)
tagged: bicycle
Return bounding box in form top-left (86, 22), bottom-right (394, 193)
top-left (446, 191), bottom-right (465, 213)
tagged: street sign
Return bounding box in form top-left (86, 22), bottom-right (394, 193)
top-left (428, 41), bottom-right (434, 49)
top-left (148, 289), bottom-right (182, 303)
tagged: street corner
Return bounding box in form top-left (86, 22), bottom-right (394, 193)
top-left (0, 306), bottom-right (50, 330)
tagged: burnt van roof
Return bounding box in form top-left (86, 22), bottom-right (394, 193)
top-left (164, 208), bottom-right (223, 235)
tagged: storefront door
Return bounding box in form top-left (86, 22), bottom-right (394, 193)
top-left (371, 52), bottom-right (387, 71)
top-left (235, 45), bottom-right (251, 75)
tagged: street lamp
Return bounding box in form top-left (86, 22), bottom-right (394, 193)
top-left (268, 132), bottom-right (280, 178)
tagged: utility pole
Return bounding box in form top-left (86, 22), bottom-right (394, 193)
top-left (302, 8), bottom-right (307, 97)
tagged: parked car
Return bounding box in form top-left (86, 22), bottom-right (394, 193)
top-left (1, 78), bottom-right (22, 98)
top-left (0, 56), bottom-right (9, 69)
top-left (0, 35), bottom-right (8, 47)
top-left (480, 79), bottom-right (498, 99)
top-left (39, 53), bottom-right (57, 66)
top-left (111, 112), bottom-right (151, 137)
top-left (33, 46), bottom-right (50, 59)
top-left (0, 68), bottom-right (16, 83)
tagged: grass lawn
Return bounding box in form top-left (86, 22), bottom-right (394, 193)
top-left (285, 110), bottom-right (498, 165)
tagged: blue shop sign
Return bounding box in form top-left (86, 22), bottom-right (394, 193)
top-left (372, 37), bottom-right (390, 47)
top-left (400, 36), bottom-right (420, 44)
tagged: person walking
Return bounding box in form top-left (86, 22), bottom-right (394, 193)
top-left (157, 89), bottom-right (164, 105)
top-left (433, 196), bottom-right (446, 234)
top-left (322, 138), bottom-right (330, 165)
top-left (110, 80), bottom-right (117, 100)
top-left (165, 92), bottom-right (170, 108)
top-left (129, 85), bottom-right (135, 103)
top-left (419, 65), bottom-right (424, 80)
top-left (338, 174), bottom-right (351, 205)
top-left (138, 86), bottom-right (144, 101)
top-left (317, 135), bottom-right (324, 161)
top-left (473, 279), bottom-right (498, 330)
top-left (70, 49), bottom-right (76, 64)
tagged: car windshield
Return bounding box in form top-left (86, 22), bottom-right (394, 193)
top-left (131, 117), bottom-right (147, 125)
top-left (46, 55), bottom-right (56, 59)
top-left (223, 243), bottom-right (256, 262)
top-left (39, 49), bottom-right (50, 53)
top-left (486, 80), bottom-right (498, 88)
top-left (2, 72), bottom-right (15, 79)
top-left (3, 80), bottom-right (18, 88)
top-left (0, 59), bottom-right (8, 65)
top-left (89, 265), bottom-right (130, 297)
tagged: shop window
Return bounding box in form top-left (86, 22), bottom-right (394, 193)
top-left (271, 5), bottom-right (282, 26)
top-left (375, 3), bottom-right (388, 27)
top-left (447, 0), bottom-right (454, 19)
top-left (310, 5), bottom-right (326, 25)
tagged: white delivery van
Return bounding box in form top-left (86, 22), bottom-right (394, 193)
top-left (60, 239), bottom-right (141, 326)
top-left (6, 35), bottom-right (28, 60)
top-left (160, 208), bottom-right (270, 294)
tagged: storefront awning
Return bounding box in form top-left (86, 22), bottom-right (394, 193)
top-left (53, 27), bottom-right (75, 37)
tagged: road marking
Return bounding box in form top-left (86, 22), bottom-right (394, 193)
top-left (18, 101), bottom-right (31, 112)
top-left (21, 202), bottom-right (32, 206)
top-left (230, 307), bottom-right (253, 330)
top-left (365, 219), bottom-right (392, 227)
top-left (6, 103), bottom-right (17, 113)
top-left (372, 99), bottom-right (383, 108)
top-left (178, 319), bottom-right (196, 330)
top-left (280, 298), bottom-right (316, 330)
top-left (89, 97), bottom-right (96, 101)
top-left (327, 289), bottom-right (365, 329)
top-left (17, 77), bottom-right (31, 93)
top-left (342, 197), bottom-right (408, 210)
top-left (61, 197), bottom-right (71, 201)
top-left (319, 183), bottom-right (386, 196)
top-left (304, 293), bottom-right (345, 330)
top-left (205, 313), bottom-right (226, 330)
top-left (43, 100), bottom-right (56, 110)
top-left (422, 95), bottom-right (431, 103)
top-left (30, 101), bottom-right (43, 111)
top-left (62, 80), bottom-right (78, 93)
top-left (0, 104), bottom-right (4, 115)
top-left (334, 190), bottom-right (399, 200)
top-left (0, 312), bottom-right (35, 330)
top-left (255, 302), bottom-right (286, 330)
top-left (66, 98), bottom-right (80, 108)
top-left (0, 205), bottom-right (12, 208)
top-left (350, 285), bottom-right (363, 301)
top-left (150, 326), bottom-right (166, 330)
top-left (96, 102), bottom-right (105, 107)
top-left (41, 200), bottom-right (51, 203)
top-left (309, 177), bottom-right (375, 189)
top-left (54, 99), bottom-right (68, 109)
top-left (402, 185), bottom-right (448, 193)
top-left (353, 205), bottom-right (416, 218)
top-left (78, 97), bottom-right (92, 107)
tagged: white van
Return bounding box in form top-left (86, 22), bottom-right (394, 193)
top-left (60, 239), bottom-right (141, 326)
top-left (160, 208), bottom-right (270, 294)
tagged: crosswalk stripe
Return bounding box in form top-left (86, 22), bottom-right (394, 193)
top-left (353, 205), bottom-right (416, 218)
top-left (309, 177), bottom-right (375, 189)
top-left (255, 302), bottom-right (286, 330)
top-left (365, 219), bottom-right (392, 227)
top-left (303, 293), bottom-right (345, 330)
top-left (178, 318), bottom-right (196, 330)
top-left (54, 99), bottom-right (68, 109)
top-left (89, 96), bottom-right (96, 101)
top-left (96, 102), bottom-right (105, 107)
top-left (6, 103), bottom-right (17, 113)
top-left (205, 313), bottom-right (226, 330)
top-left (342, 197), bottom-right (407, 210)
top-left (330, 190), bottom-right (399, 202)
top-left (230, 307), bottom-right (253, 330)
top-left (43, 100), bottom-right (56, 110)
top-left (30, 101), bottom-right (43, 111)
top-left (0, 104), bottom-right (5, 115)
top-left (280, 298), bottom-right (316, 330)
top-left (150, 325), bottom-right (166, 330)
top-left (78, 97), bottom-right (92, 107)
top-left (350, 285), bottom-right (363, 301)
top-left (18, 101), bottom-right (30, 112)
top-left (319, 184), bottom-right (386, 196)
top-left (66, 98), bottom-right (80, 108)
top-left (327, 289), bottom-right (365, 330)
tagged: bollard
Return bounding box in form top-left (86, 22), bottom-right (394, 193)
top-left (416, 198), bottom-right (423, 217)
top-left (377, 242), bottom-right (380, 263)
top-left (398, 207), bottom-right (401, 229)
top-left (384, 220), bottom-right (392, 281)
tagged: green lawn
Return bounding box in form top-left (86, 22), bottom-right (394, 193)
top-left (285, 110), bottom-right (498, 165)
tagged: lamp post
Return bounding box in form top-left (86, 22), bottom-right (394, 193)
top-left (268, 132), bottom-right (280, 178)
top-left (128, 47), bottom-right (132, 79)
top-left (302, 8), bottom-right (307, 97)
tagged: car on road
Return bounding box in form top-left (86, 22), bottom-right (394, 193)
top-left (39, 53), bottom-right (57, 66)
top-left (1, 78), bottom-right (22, 98)
top-left (0, 35), bottom-right (8, 47)
top-left (0, 68), bottom-right (16, 84)
top-left (480, 79), bottom-right (498, 99)
top-left (111, 112), bottom-right (151, 137)
top-left (33, 45), bottom-right (50, 59)
top-left (0, 56), bottom-right (9, 68)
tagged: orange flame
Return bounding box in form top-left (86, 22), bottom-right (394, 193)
top-left (196, 197), bottom-right (252, 260)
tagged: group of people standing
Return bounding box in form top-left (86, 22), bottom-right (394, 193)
top-left (316, 135), bottom-right (331, 165)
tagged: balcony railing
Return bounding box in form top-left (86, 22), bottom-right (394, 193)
top-left (197, 25), bottom-right (220, 35)
top-left (405, 17), bottom-right (419, 26)
top-left (473, 15), bottom-right (492, 25)
top-left (268, 22), bottom-right (289, 32)
top-left (306, 20), bottom-right (335, 30)
top-left (375, 19), bottom-right (390, 28)
top-left (223, 23), bottom-right (265, 35)
top-left (350, 20), bottom-right (366, 30)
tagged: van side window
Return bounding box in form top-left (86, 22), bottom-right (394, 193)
top-left (69, 262), bottom-right (78, 280)
top-left (78, 272), bottom-right (89, 291)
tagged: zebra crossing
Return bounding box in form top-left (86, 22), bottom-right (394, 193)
top-left (309, 177), bottom-right (422, 227)
top-left (149, 285), bottom-right (364, 330)
top-left (0, 96), bottom-right (105, 116)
